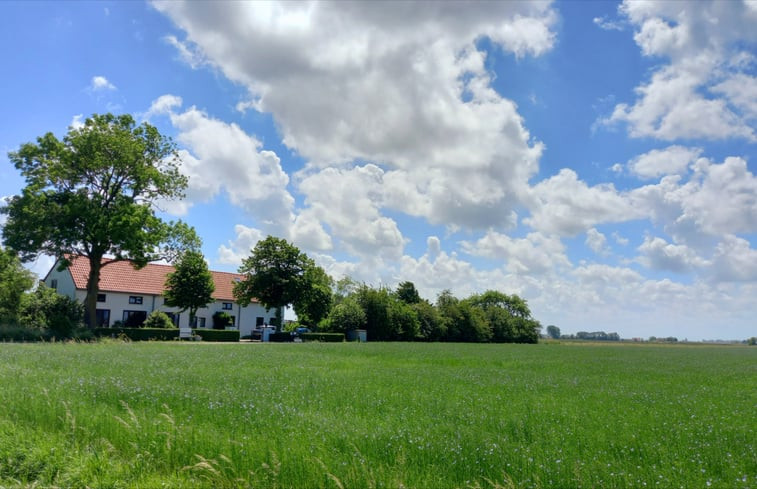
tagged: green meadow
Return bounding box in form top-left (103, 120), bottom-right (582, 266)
top-left (0, 342), bottom-right (754, 488)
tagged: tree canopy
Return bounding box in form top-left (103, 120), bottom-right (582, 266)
top-left (2, 113), bottom-right (195, 327)
top-left (163, 250), bottom-right (215, 327)
top-left (234, 236), bottom-right (330, 328)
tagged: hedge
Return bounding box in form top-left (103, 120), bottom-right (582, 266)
top-left (269, 332), bottom-right (294, 342)
top-left (192, 329), bottom-right (240, 342)
top-left (95, 327), bottom-right (179, 341)
top-left (300, 332), bottom-right (345, 343)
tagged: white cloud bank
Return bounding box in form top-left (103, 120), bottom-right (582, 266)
top-left (148, 0), bottom-right (757, 340)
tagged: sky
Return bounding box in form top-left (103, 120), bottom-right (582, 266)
top-left (1, 1), bottom-right (756, 341)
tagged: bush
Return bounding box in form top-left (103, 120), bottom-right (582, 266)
top-left (212, 311), bottom-right (232, 330)
top-left (192, 329), bottom-right (239, 342)
top-left (18, 285), bottom-right (84, 337)
top-left (269, 332), bottom-right (293, 342)
top-left (143, 311), bottom-right (176, 329)
top-left (94, 327), bottom-right (179, 341)
top-left (300, 332), bottom-right (344, 343)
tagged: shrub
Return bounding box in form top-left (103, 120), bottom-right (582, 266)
top-left (212, 311), bottom-right (232, 330)
top-left (300, 332), bottom-right (344, 342)
top-left (193, 329), bottom-right (239, 342)
top-left (94, 327), bottom-right (179, 341)
top-left (269, 332), bottom-right (293, 342)
top-left (143, 311), bottom-right (176, 329)
top-left (326, 298), bottom-right (366, 334)
top-left (18, 285), bottom-right (84, 337)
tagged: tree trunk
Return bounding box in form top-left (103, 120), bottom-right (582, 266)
top-left (85, 256), bottom-right (103, 330)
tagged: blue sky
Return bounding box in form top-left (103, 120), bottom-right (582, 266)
top-left (2, 1), bottom-right (756, 340)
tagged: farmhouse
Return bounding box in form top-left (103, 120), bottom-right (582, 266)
top-left (42, 255), bottom-right (280, 338)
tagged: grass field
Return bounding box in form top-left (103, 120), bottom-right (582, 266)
top-left (0, 341), bottom-right (754, 488)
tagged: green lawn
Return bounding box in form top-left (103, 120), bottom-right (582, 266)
top-left (0, 341), bottom-right (754, 488)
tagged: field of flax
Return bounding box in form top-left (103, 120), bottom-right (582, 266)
top-left (0, 341), bottom-right (754, 488)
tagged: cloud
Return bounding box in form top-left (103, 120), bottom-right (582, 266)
top-left (153, 0), bottom-right (553, 231)
top-left (90, 75), bottom-right (116, 91)
top-left (628, 156), bottom-right (757, 245)
top-left (604, 0), bottom-right (757, 141)
top-left (70, 114), bottom-right (84, 130)
top-left (710, 235), bottom-right (757, 282)
top-left (297, 164), bottom-right (406, 261)
top-left (524, 169), bottom-right (642, 236)
top-left (593, 16), bottom-right (625, 31)
top-left (585, 228), bottom-right (609, 255)
top-left (217, 225), bottom-right (265, 266)
top-left (460, 230), bottom-right (571, 275)
top-left (147, 96), bottom-right (295, 238)
top-left (628, 145), bottom-right (702, 179)
top-left (637, 236), bottom-right (706, 273)
top-left (145, 94), bottom-right (183, 118)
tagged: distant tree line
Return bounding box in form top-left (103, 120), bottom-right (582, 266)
top-left (561, 331), bottom-right (621, 341)
top-left (313, 279), bottom-right (541, 343)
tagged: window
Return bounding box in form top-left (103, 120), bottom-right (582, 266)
top-left (51, 279), bottom-right (58, 290)
top-left (256, 316), bottom-right (264, 327)
top-left (97, 294), bottom-right (106, 302)
top-left (222, 302), bottom-right (233, 310)
top-left (166, 312), bottom-right (180, 327)
top-left (95, 309), bottom-right (110, 327)
top-left (192, 316), bottom-right (206, 328)
top-left (129, 296), bottom-right (143, 305)
top-left (122, 310), bottom-right (147, 327)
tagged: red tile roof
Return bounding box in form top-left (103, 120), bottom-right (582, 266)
top-left (64, 255), bottom-right (251, 302)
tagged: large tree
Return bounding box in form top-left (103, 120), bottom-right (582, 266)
top-left (2, 113), bottom-right (194, 328)
top-left (234, 236), bottom-right (329, 329)
top-left (163, 250), bottom-right (215, 328)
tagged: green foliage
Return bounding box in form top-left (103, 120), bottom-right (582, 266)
top-left (546, 324), bottom-right (561, 339)
top-left (143, 311), bottom-right (176, 329)
top-left (235, 236), bottom-right (331, 328)
top-left (293, 264), bottom-right (333, 326)
top-left (387, 299), bottom-right (420, 341)
top-left (2, 113), bottom-right (193, 328)
top-left (163, 250), bottom-right (214, 326)
top-left (94, 327), bottom-right (179, 341)
top-left (300, 332), bottom-right (345, 342)
top-left (18, 285), bottom-right (84, 337)
top-left (395, 281), bottom-right (421, 304)
top-left (326, 298), bottom-right (366, 334)
top-left (354, 285), bottom-right (393, 340)
top-left (193, 329), bottom-right (239, 342)
top-left (211, 311), bottom-right (232, 330)
top-left (412, 300), bottom-right (445, 341)
top-left (0, 248), bottom-right (36, 322)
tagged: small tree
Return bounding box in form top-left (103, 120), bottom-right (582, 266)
top-left (234, 236), bottom-right (321, 329)
top-left (395, 281), bottom-right (421, 304)
top-left (163, 250), bottom-right (215, 328)
top-left (546, 325), bottom-right (561, 339)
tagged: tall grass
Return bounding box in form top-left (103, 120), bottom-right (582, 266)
top-left (0, 342), bottom-right (754, 488)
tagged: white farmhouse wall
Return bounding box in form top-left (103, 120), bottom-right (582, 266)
top-left (42, 258), bottom-right (280, 336)
top-left (44, 266), bottom-right (76, 299)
